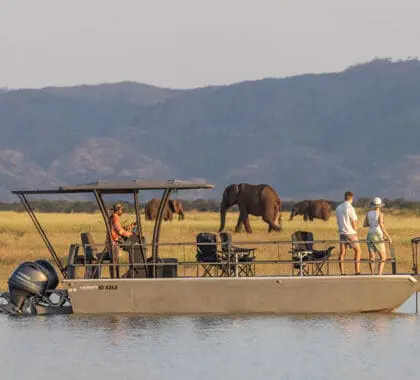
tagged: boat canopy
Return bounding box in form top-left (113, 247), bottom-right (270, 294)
top-left (12, 179), bottom-right (215, 194)
top-left (12, 179), bottom-right (215, 278)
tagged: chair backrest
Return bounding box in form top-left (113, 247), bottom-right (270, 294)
top-left (291, 231), bottom-right (314, 251)
top-left (81, 232), bottom-right (97, 262)
top-left (220, 232), bottom-right (232, 254)
top-left (196, 233), bottom-right (218, 262)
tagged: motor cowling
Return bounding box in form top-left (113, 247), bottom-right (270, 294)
top-left (8, 261), bottom-right (58, 311)
top-left (35, 259), bottom-right (59, 291)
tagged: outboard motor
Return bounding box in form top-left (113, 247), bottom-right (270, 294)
top-left (8, 261), bottom-right (51, 311)
top-left (1, 260), bottom-right (72, 315)
top-left (34, 259), bottom-right (59, 291)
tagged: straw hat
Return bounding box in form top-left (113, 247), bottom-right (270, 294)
top-left (370, 197), bottom-right (384, 208)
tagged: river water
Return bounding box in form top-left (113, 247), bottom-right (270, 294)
top-left (1, 296), bottom-right (419, 380)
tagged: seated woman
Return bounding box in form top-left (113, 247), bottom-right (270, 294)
top-left (363, 197), bottom-right (392, 275)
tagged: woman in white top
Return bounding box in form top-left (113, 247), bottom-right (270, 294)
top-left (363, 197), bottom-right (392, 275)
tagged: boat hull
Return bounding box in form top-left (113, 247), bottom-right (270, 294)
top-left (62, 275), bottom-right (419, 315)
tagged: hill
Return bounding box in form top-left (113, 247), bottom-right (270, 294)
top-left (1, 59), bottom-right (420, 201)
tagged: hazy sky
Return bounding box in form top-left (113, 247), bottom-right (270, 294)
top-left (1, 0), bottom-right (419, 89)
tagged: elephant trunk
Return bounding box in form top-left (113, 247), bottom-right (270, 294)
top-left (219, 197), bottom-right (230, 232)
top-left (268, 202), bottom-right (282, 233)
top-left (289, 208), bottom-right (296, 221)
top-left (275, 208), bottom-right (283, 232)
top-left (219, 209), bottom-right (227, 232)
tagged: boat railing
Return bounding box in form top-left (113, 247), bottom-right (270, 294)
top-left (64, 238), bottom-right (400, 279)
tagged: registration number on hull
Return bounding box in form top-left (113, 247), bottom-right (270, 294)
top-left (99, 285), bottom-right (118, 291)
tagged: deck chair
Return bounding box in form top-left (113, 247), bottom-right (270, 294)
top-left (196, 233), bottom-right (229, 277)
top-left (290, 231), bottom-right (334, 276)
top-left (65, 244), bottom-right (81, 279)
top-left (219, 232), bottom-right (256, 277)
top-left (80, 233), bottom-right (113, 279)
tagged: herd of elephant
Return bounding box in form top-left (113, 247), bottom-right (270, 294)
top-left (145, 183), bottom-right (332, 234)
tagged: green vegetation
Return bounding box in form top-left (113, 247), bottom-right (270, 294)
top-left (0, 199), bottom-right (223, 213)
top-left (2, 198), bottom-right (420, 213)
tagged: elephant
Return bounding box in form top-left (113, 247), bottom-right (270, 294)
top-left (170, 199), bottom-right (185, 221)
top-left (289, 200), bottom-right (332, 222)
top-left (145, 198), bottom-right (185, 221)
top-left (219, 183), bottom-right (282, 233)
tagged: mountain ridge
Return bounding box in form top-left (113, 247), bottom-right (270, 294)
top-left (1, 59), bottom-right (420, 201)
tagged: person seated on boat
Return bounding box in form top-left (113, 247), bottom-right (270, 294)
top-left (363, 197), bottom-right (392, 276)
top-left (109, 203), bottom-right (133, 243)
top-left (108, 203), bottom-right (134, 277)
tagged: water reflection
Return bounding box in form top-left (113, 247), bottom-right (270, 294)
top-left (1, 300), bottom-right (420, 380)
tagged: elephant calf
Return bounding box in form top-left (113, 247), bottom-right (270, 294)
top-left (289, 200), bottom-right (331, 222)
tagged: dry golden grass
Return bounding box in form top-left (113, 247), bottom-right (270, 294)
top-left (0, 210), bottom-right (419, 291)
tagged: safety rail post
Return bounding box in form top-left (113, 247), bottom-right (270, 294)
top-left (299, 253), bottom-right (303, 277)
top-left (411, 238), bottom-right (420, 314)
top-left (227, 241), bottom-right (231, 278)
top-left (182, 244), bottom-right (184, 277)
top-left (412, 238), bottom-right (420, 275)
top-left (389, 244), bottom-right (397, 275)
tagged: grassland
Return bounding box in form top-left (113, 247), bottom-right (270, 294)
top-left (0, 210), bottom-right (419, 291)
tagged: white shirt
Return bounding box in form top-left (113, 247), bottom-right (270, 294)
top-left (367, 210), bottom-right (383, 236)
top-left (336, 201), bottom-right (358, 235)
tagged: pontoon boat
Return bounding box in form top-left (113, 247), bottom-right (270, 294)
top-left (1, 180), bottom-right (419, 316)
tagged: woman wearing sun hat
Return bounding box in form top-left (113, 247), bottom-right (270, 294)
top-left (363, 197), bottom-right (392, 275)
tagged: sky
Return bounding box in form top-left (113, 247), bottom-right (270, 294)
top-left (0, 0), bottom-right (419, 89)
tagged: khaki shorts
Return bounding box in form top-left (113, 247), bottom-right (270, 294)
top-left (340, 234), bottom-right (360, 249)
top-left (367, 232), bottom-right (385, 253)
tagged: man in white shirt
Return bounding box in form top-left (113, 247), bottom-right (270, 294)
top-left (335, 191), bottom-right (361, 275)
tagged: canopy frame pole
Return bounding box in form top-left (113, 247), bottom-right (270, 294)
top-left (93, 190), bottom-right (112, 247)
top-left (152, 188), bottom-right (172, 277)
top-left (133, 190), bottom-right (143, 241)
top-left (17, 193), bottom-right (66, 278)
top-left (133, 190), bottom-right (147, 268)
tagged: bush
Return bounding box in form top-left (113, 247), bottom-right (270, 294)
top-left (1, 198), bottom-right (420, 213)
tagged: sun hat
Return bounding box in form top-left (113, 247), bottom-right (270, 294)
top-left (370, 197), bottom-right (384, 208)
top-left (112, 202), bottom-right (124, 212)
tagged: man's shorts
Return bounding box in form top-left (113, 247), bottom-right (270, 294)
top-left (339, 234), bottom-right (360, 249)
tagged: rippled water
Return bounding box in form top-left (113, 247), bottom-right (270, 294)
top-left (1, 296), bottom-right (419, 380)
